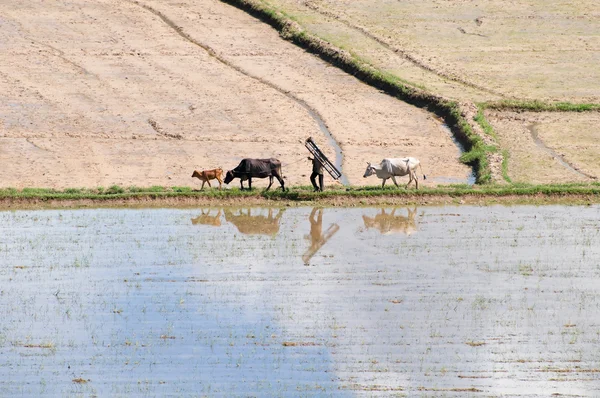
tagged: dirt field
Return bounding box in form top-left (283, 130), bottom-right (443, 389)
top-left (0, 0), bottom-right (472, 189)
top-left (274, 0), bottom-right (600, 102)
top-left (486, 110), bottom-right (600, 183)
top-left (264, 0), bottom-right (600, 183)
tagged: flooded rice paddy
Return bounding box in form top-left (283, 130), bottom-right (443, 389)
top-left (1, 205), bottom-right (600, 396)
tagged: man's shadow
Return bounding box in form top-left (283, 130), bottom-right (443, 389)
top-left (302, 208), bottom-right (339, 265)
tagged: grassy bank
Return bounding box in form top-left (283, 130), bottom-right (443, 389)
top-left (217, 0), bottom-right (600, 187)
top-left (1, 184), bottom-right (600, 208)
top-left (219, 0), bottom-right (493, 184)
top-left (484, 100), bottom-right (600, 113)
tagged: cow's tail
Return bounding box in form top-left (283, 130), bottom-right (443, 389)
top-left (418, 163), bottom-right (427, 180)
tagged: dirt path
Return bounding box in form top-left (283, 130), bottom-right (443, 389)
top-left (0, 0), bottom-right (471, 189)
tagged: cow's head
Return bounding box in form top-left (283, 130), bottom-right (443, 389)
top-left (223, 170), bottom-right (235, 184)
top-left (363, 162), bottom-right (376, 178)
top-left (191, 170), bottom-right (201, 179)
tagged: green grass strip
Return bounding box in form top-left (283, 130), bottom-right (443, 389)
top-left (473, 104), bottom-right (512, 183)
top-left (2, 184), bottom-right (600, 202)
top-left (484, 100), bottom-right (600, 113)
top-left (501, 149), bottom-right (512, 184)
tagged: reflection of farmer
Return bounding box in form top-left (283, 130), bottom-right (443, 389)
top-left (302, 208), bottom-right (339, 265)
top-left (308, 208), bottom-right (323, 243)
top-left (308, 156), bottom-right (324, 192)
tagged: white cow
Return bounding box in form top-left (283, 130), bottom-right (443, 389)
top-left (363, 157), bottom-right (426, 189)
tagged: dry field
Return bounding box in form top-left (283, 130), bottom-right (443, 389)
top-left (264, 0), bottom-right (600, 183)
top-left (1, 205), bottom-right (600, 395)
top-left (0, 0), bottom-right (472, 190)
top-left (486, 110), bottom-right (600, 183)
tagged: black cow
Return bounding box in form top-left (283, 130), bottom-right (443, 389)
top-left (224, 158), bottom-right (286, 191)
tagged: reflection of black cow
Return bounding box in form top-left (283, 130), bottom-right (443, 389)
top-left (224, 208), bottom-right (285, 236)
top-left (362, 208), bottom-right (418, 235)
top-left (191, 209), bottom-right (222, 227)
top-left (223, 158), bottom-right (285, 190)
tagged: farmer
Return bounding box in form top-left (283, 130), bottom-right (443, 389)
top-left (308, 155), bottom-right (324, 192)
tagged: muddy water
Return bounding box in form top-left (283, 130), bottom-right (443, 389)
top-left (1, 205), bottom-right (600, 396)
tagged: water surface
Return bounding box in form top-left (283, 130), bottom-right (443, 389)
top-left (1, 205), bottom-right (599, 396)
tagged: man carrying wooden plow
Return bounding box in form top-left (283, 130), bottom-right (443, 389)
top-left (305, 137), bottom-right (342, 192)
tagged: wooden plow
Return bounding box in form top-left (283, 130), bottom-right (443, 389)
top-left (305, 137), bottom-right (342, 180)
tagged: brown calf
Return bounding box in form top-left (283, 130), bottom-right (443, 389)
top-left (192, 168), bottom-right (223, 190)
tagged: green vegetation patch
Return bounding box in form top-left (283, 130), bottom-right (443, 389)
top-left (484, 100), bottom-right (600, 113)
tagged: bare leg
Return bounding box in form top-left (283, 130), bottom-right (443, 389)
top-left (310, 172), bottom-right (319, 191)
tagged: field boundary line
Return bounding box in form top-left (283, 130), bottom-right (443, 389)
top-left (2, 184), bottom-right (600, 209)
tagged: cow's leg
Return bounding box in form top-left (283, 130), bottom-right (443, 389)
top-left (266, 176), bottom-right (273, 191)
top-left (248, 177), bottom-right (252, 190)
top-left (391, 175), bottom-right (399, 187)
top-left (406, 171), bottom-right (418, 189)
top-left (206, 179), bottom-right (212, 188)
top-left (217, 177), bottom-right (223, 190)
top-left (240, 179), bottom-right (244, 190)
top-left (201, 180), bottom-right (206, 190)
top-left (381, 178), bottom-right (387, 188)
top-left (405, 166), bottom-right (414, 189)
top-left (276, 174), bottom-right (286, 191)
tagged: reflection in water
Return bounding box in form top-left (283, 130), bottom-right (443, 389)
top-left (302, 208), bottom-right (340, 264)
top-left (2, 206), bottom-right (600, 395)
top-left (190, 209), bottom-right (222, 226)
top-left (362, 207), bottom-right (418, 235)
top-left (224, 208), bottom-right (285, 236)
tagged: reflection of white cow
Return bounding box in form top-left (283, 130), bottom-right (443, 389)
top-left (363, 157), bottom-right (426, 189)
top-left (362, 208), bottom-right (418, 236)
